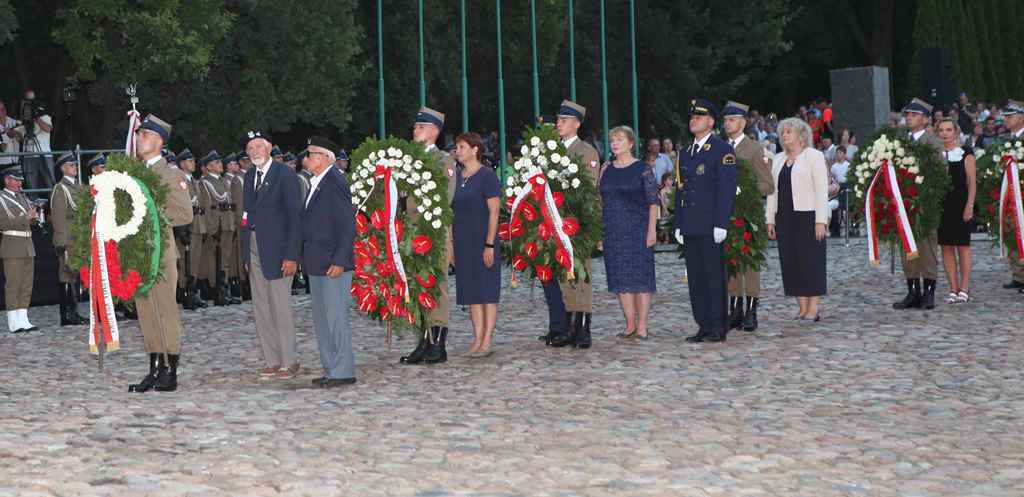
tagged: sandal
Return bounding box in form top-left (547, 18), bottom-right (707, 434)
top-left (945, 292), bottom-right (959, 304)
top-left (956, 291), bottom-right (970, 303)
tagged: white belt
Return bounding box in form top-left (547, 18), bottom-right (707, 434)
top-left (2, 230), bottom-right (31, 237)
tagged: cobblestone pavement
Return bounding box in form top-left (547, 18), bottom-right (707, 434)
top-left (1, 238), bottom-right (1023, 497)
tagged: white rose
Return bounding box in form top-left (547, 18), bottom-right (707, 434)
top-left (548, 169), bottom-right (558, 178)
top-left (907, 166), bottom-right (919, 175)
top-left (433, 195), bottom-right (440, 202)
top-left (506, 176), bottom-right (515, 187)
top-left (414, 188), bottom-right (423, 197)
top-left (422, 171), bottom-right (432, 180)
top-left (1016, 141), bottom-right (1022, 148)
top-left (424, 211), bottom-right (433, 221)
top-left (403, 164), bottom-right (412, 173)
top-left (561, 156), bottom-right (571, 166)
top-left (414, 160), bottom-right (423, 170)
top-left (431, 219), bottom-right (442, 230)
top-left (359, 168), bottom-right (370, 178)
top-left (546, 140), bottom-right (557, 151)
top-left (537, 156), bottom-right (548, 166)
top-left (506, 187), bottom-right (515, 197)
top-left (914, 176), bottom-right (924, 184)
top-left (432, 207), bottom-right (441, 216)
top-left (521, 145), bottom-right (530, 156)
top-left (394, 171), bottom-right (406, 180)
top-left (895, 147), bottom-right (904, 157)
top-left (567, 163), bottom-right (579, 174)
top-left (387, 147), bottom-right (397, 157)
top-left (530, 147), bottom-right (540, 157)
top-left (426, 180), bottom-right (437, 191)
top-left (571, 178), bottom-right (581, 189)
top-left (369, 152), bottom-right (378, 161)
top-left (417, 204), bottom-right (426, 214)
top-left (551, 153), bottom-right (562, 163)
top-left (530, 136), bottom-right (541, 146)
top-left (361, 159), bottom-right (371, 169)
top-left (423, 198), bottom-right (433, 207)
top-left (856, 190), bottom-right (863, 199)
top-left (403, 155), bottom-right (413, 164)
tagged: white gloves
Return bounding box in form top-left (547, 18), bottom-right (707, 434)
top-left (674, 229), bottom-right (684, 245)
top-left (713, 227), bottom-right (727, 244)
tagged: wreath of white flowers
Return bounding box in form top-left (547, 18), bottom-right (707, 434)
top-left (92, 171), bottom-right (148, 242)
top-left (506, 136), bottom-right (583, 197)
top-left (351, 147), bottom-right (444, 230)
top-left (851, 134), bottom-right (920, 199)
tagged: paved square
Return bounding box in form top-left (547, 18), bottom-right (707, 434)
top-left (1, 238), bottom-right (1022, 497)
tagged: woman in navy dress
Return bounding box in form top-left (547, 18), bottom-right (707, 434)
top-left (451, 132), bottom-right (501, 357)
top-left (600, 126), bottom-right (660, 340)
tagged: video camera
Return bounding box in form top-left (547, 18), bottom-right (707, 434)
top-left (18, 98), bottom-right (47, 139)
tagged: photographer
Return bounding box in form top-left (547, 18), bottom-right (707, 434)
top-left (0, 101), bottom-right (20, 167)
top-left (13, 90), bottom-right (54, 190)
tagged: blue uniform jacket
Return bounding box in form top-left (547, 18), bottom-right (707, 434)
top-left (241, 160), bottom-right (303, 280)
top-left (673, 134), bottom-right (739, 235)
top-left (300, 168), bottom-right (355, 275)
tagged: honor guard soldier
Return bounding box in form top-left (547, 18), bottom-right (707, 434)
top-left (1001, 100), bottom-right (1024, 292)
top-left (546, 99), bottom-right (600, 348)
top-left (88, 153), bottom-right (106, 177)
top-left (271, 146), bottom-right (284, 163)
top-left (893, 98), bottom-right (943, 310)
top-left (176, 148), bottom-right (206, 310)
top-left (674, 98), bottom-right (738, 343)
top-left (721, 101), bottom-right (774, 331)
top-left (335, 150), bottom-right (349, 172)
top-left (296, 155), bottom-right (312, 201)
top-left (284, 152), bottom-right (297, 169)
top-left (401, 106), bottom-right (457, 365)
top-left (224, 153), bottom-right (247, 299)
top-left (0, 167), bottom-right (39, 333)
top-left (128, 114), bottom-right (193, 392)
top-left (234, 151), bottom-right (251, 299)
top-left (50, 153), bottom-right (87, 325)
top-left (199, 151), bottom-right (239, 306)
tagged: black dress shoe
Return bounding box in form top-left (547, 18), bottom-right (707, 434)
top-left (320, 377), bottom-right (357, 388)
top-left (128, 353), bottom-right (160, 393)
top-left (704, 332), bottom-right (726, 343)
top-left (684, 331), bottom-right (705, 343)
top-left (311, 377), bottom-right (327, 386)
top-left (1004, 280), bottom-right (1024, 289)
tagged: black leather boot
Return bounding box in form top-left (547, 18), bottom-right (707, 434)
top-left (240, 279), bottom-right (252, 301)
top-left (221, 273), bottom-right (240, 305)
top-left (63, 284), bottom-right (86, 325)
top-left (728, 297), bottom-right (744, 330)
top-left (154, 354), bottom-right (178, 392)
top-left (685, 328), bottom-right (706, 343)
top-left (892, 279), bottom-right (922, 309)
top-left (188, 277), bottom-right (207, 309)
top-left (128, 353), bottom-right (160, 393)
top-left (230, 278), bottom-right (242, 298)
top-left (539, 311), bottom-right (571, 342)
top-left (423, 327), bottom-right (448, 364)
top-left (176, 286), bottom-right (185, 303)
top-left (400, 327), bottom-right (430, 365)
top-left (182, 277), bottom-right (197, 311)
top-left (548, 312), bottom-right (577, 347)
top-left (742, 297), bottom-right (759, 332)
top-left (922, 279), bottom-right (937, 310)
top-left (573, 313), bottom-right (592, 349)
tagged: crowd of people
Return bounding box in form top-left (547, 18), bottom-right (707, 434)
top-left (3, 87), bottom-right (1023, 394)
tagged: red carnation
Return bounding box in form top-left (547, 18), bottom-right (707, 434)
top-left (562, 217), bottom-right (580, 236)
top-left (412, 235), bottom-right (433, 255)
top-left (741, 245), bottom-right (751, 255)
top-left (742, 231), bottom-right (752, 241)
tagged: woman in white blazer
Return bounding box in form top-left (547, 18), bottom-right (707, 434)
top-left (766, 117), bottom-right (829, 321)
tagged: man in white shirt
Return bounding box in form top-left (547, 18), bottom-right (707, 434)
top-left (829, 146), bottom-right (851, 237)
top-left (13, 91), bottom-right (55, 190)
top-left (0, 101), bottom-right (21, 167)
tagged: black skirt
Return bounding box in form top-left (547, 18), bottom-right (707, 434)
top-left (776, 165), bottom-right (827, 297)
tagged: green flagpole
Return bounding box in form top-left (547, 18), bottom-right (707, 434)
top-left (568, 0), bottom-right (576, 101)
top-left (460, 0), bottom-right (469, 132)
top-left (599, 0), bottom-right (609, 161)
top-left (418, 0), bottom-right (426, 108)
top-left (530, 0), bottom-right (540, 121)
top-left (496, 0), bottom-right (507, 183)
top-left (377, 0), bottom-right (385, 138)
top-left (628, 0), bottom-right (639, 156)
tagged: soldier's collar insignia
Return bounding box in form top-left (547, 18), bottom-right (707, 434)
top-left (702, 143), bottom-right (711, 151)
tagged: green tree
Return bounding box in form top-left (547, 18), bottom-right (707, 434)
top-left (0, 0), bottom-right (17, 45)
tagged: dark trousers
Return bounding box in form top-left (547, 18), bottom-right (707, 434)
top-left (542, 280), bottom-right (568, 333)
top-left (683, 234), bottom-right (727, 335)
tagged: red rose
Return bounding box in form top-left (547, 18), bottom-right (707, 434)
top-left (732, 218), bottom-right (745, 228)
top-left (415, 273), bottom-right (437, 289)
top-left (520, 201), bottom-right (538, 222)
top-left (552, 191), bottom-right (565, 209)
top-left (417, 291), bottom-right (437, 310)
top-left (512, 255), bottom-right (528, 271)
top-left (356, 213), bottom-right (369, 234)
top-left (370, 209), bottom-right (386, 231)
top-left (412, 235), bottom-right (433, 255)
top-left (741, 245), bottom-right (751, 254)
top-left (538, 222), bottom-right (552, 240)
top-left (534, 264), bottom-right (553, 282)
top-left (562, 217), bottom-right (580, 236)
top-left (555, 248), bottom-right (572, 269)
top-left (524, 242), bottom-right (539, 259)
top-left (742, 231), bottom-right (752, 241)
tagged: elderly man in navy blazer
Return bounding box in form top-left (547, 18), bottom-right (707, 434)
top-left (301, 136), bottom-right (357, 387)
top-left (241, 129), bottom-right (304, 379)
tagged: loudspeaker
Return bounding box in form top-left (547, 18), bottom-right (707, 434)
top-left (920, 47), bottom-right (955, 112)
top-left (830, 66), bottom-right (891, 148)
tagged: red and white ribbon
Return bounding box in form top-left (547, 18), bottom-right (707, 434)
top-left (375, 164), bottom-right (409, 300)
top-left (124, 110), bottom-right (141, 158)
top-left (88, 216), bottom-right (120, 354)
top-left (998, 154), bottom-right (1024, 262)
top-left (509, 173), bottom-right (575, 279)
top-left (865, 159), bottom-right (918, 265)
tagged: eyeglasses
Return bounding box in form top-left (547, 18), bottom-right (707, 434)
top-left (307, 151), bottom-right (331, 158)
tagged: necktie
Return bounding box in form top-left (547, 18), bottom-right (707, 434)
top-left (255, 169), bottom-right (264, 195)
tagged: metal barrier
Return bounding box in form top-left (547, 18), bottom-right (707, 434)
top-left (0, 147), bottom-right (122, 195)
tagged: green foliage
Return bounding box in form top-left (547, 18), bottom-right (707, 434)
top-left (723, 158), bottom-right (768, 276)
top-left (347, 137), bottom-right (451, 332)
top-left (0, 0), bottom-right (17, 45)
top-left (70, 154), bottom-right (172, 301)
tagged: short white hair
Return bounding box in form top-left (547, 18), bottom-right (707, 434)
top-left (308, 145), bottom-right (335, 164)
top-left (777, 117), bottom-right (814, 149)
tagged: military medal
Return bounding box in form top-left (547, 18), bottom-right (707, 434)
top-left (696, 164), bottom-right (705, 176)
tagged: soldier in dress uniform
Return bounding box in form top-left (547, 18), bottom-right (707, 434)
top-left (673, 98), bottom-right (738, 343)
top-left (400, 106), bottom-right (458, 365)
top-left (224, 153), bottom-right (246, 299)
top-left (721, 101), bottom-right (774, 332)
top-left (199, 151), bottom-right (240, 306)
top-left (175, 148), bottom-right (206, 310)
top-left (50, 153), bottom-right (87, 326)
top-left (999, 100), bottom-right (1024, 292)
top-left (284, 152), bottom-right (297, 169)
top-left (235, 151), bottom-right (251, 299)
top-left (271, 146), bottom-right (285, 163)
top-left (128, 114), bottom-right (193, 392)
top-left (893, 98), bottom-right (943, 310)
top-left (335, 150), bottom-right (349, 172)
top-left (88, 153), bottom-right (106, 177)
top-left (0, 167), bottom-right (39, 333)
top-left (545, 100), bottom-right (601, 349)
top-left (296, 154), bottom-right (312, 202)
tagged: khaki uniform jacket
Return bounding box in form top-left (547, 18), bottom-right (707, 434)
top-left (731, 135), bottom-right (775, 196)
top-left (201, 173), bottom-right (235, 233)
top-left (151, 158), bottom-right (195, 251)
top-left (0, 189), bottom-right (35, 258)
top-left (228, 172), bottom-right (245, 229)
top-left (49, 177), bottom-right (82, 248)
top-left (561, 137), bottom-right (600, 312)
top-left (567, 137), bottom-right (600, 182)
top-left (187, 175), bottom-right (206, 235)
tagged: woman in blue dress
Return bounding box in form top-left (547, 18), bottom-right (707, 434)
top-left (600, 126), bottom-right (660, 340)
top-left (451, 132), bottom-right (502, 357)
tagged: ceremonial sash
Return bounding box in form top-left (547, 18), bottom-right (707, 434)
top-left (998, 154), bottom-right (1024, 262)
top-left (865, 159), bottom-right (918, 265)
top-left (88, 217), bottom-right (121, 354)
top-left (374, 164), bottom-right (409, 302)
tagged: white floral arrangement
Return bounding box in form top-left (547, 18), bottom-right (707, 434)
top-left (350, 146), bottom-right (444, 230)
top-left (506, 135), bottom-right (583, 198)
top-left (92, 170), bottom-right (148, 242)
top-left (851, 134), bottom-right (921, 199)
